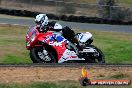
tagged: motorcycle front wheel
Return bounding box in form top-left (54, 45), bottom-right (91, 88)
top-left (30, 46), bottom-right (57, 63)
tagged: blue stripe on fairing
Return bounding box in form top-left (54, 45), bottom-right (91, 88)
top-left (53, 34), bottom-right (65, 42)
top-left (80, 34), bottom-right (83, 40)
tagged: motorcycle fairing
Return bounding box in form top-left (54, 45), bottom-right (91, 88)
top-left (79, 47), bottom-right (96, 53)
top-left (42, 33), bottom-right (70, 61)
top-left (54, 23), bottom-right (63, 30)
top-left (58, 49), bottom-right (85, 63)
top-left (42, 32), bottom-right (85, 63)
top-left (76, 32), bottom-right (92, 43)
top-left (26, 27), bottom-right (36, 43)
top-left (26, 26), bottom-right (38, 49)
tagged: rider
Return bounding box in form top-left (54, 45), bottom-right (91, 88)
top-left (35, 14), bottom-right (82, 50)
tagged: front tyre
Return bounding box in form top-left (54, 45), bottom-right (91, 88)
top-left (30, 47), bottom-right (57, 63)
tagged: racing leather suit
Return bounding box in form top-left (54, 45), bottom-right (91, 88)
top-left (37, 21), bottom-right (82, 50)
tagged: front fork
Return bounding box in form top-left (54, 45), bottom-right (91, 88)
top-left (38, 47), bottom-right (51, 62)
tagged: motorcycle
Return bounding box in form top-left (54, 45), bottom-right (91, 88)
top-left (26, 23), bottom-right (105, 63)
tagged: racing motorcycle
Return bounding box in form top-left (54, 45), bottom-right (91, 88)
top-left (26, 23), bottom-right (105, 63)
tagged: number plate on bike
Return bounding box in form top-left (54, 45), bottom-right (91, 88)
top-left (82, 48), bottom-right (95, 53)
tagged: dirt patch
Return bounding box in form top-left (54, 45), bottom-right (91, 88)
top-left (0, 66), bottom-right (131, 83)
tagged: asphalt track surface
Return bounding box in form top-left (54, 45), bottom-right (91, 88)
top-left (0, 17), bottom-right (132, 34)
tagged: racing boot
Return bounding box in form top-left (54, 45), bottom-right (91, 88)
top-left (72, 37), bottom-right (83, 50)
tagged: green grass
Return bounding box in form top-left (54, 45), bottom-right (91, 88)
top-left (0, 81), bottom-right (131, 88)
top-left (110, 73), bottom-right (129, 79)
top-left (119, 0), bottom-right (132, 6)
top-left (0, 82), bottom-right (83, 88)
top-left (94, 32), bottom-right (132, 64)
top-left (0, 24), bottom-right (132, 64)
top-left (76, 30), bottom-right (132, 64)
top-left (0, 24), bottom-right (32, 64)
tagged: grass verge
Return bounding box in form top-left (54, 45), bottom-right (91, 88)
top-left (75, 30), bottom-right (132, 64)
top-left (0, 81), bottom-right (131, 88)
top-left (0, 24), bottom-right (132, 64)
top-left (110, 73), bottom-right (129, 79)
top-left (0, 24), bottom-right (32, 63)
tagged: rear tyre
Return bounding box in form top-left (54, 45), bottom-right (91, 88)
top-left (30, 47), bottom-right (57, 63)
top-left (85, 45), bottom-right (105, 63)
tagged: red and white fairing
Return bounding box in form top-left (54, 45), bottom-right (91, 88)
top-left (26, 25), bottom-right (94, 63)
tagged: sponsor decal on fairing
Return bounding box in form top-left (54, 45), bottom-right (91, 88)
top-left (58, 49), bottom-right (85, 63)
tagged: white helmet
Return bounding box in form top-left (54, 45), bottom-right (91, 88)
top-left (35, 14), bottom-right (48, 26)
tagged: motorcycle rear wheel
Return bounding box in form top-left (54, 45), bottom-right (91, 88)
top-left (84, 45), bottom-right (105, 63)
top-left (30, 47), bottom-right (57, 63)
